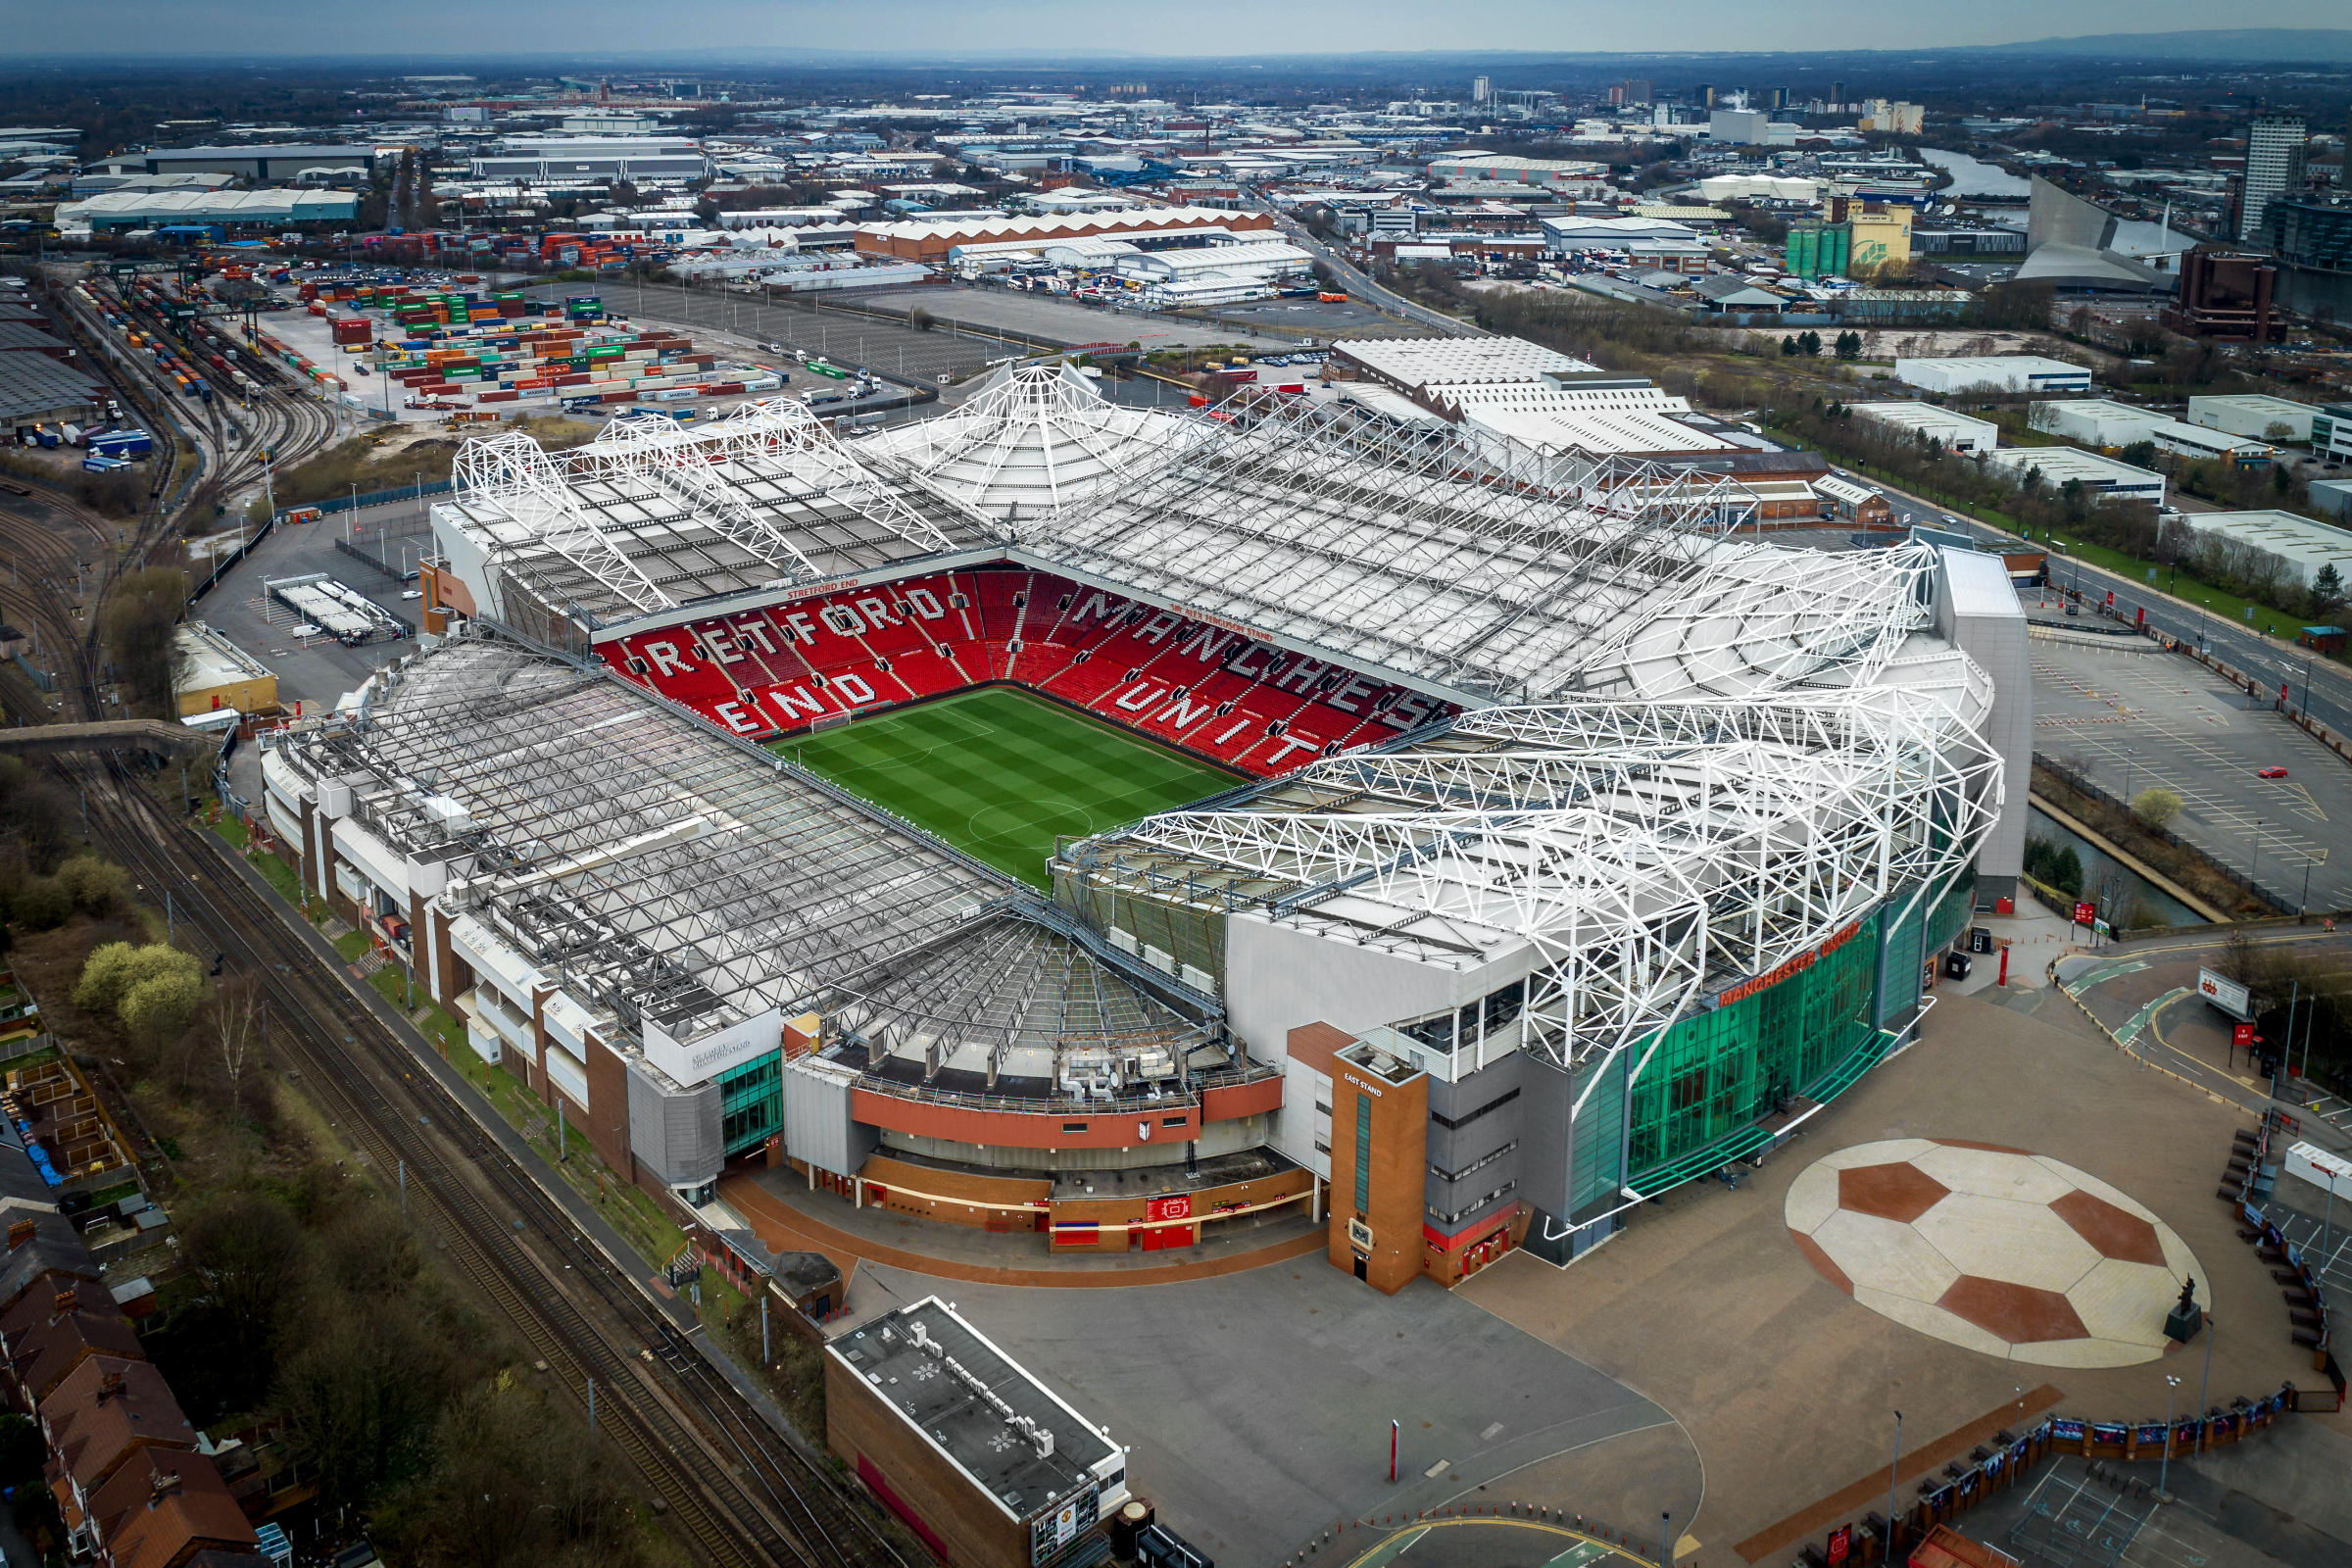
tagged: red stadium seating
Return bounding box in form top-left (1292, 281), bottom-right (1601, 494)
top-left (597, 564), bottom-right (1457, 778)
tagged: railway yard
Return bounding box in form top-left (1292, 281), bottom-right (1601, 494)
top-left (0, 258), bottom-right (927, 1568)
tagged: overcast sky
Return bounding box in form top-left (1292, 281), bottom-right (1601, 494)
top-left (9, 0), bottom-right (2341, 58)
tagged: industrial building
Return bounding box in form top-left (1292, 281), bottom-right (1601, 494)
top-left (172, 622), bottom-right (277, 722)
top-left (2313, 402), bottom-right (2352, 466)
top-left (1980, 445), bottom-right (2166, 506)
top-left (55, 188), bottom-right (360, 233)
top-left (826, 1298), bottom-right (1128, 1568)
top-left (115, 144), bottom-right (375, 181)
top-left (250, 353), bottom-right (2023, 1286)
top-left (2028, 399), bottom-right (2275, 466)
top-left (855, 208), bottom-right (1275, 266)
top-left (2187, 394), bottom-right (2315, 446)
top-left (1895, 355), bottom-right (2093, 396)
top-left (2170, 510), bottom-right (2352, 591)
top-left (1849, 402), bottom-right (1998, 454)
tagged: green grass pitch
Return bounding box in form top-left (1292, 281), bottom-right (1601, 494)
top-left (771, 687), bottom-right (1241, 887)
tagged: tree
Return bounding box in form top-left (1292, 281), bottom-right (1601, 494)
top-left (74, 942), bottom-right (201, 1019)
top-left (2309, 563), bottom-right (2345, 621)
top-left (122, 968), bottom-right (206, 1050)
top-left (180, 1194), bottom-right (311, 1378)
top-left (1781, 334), bottom-right (1797, 357)
top-left (2120, 439), bottom-right (2158, 471)
top-left (275, 1300), bottom-right (454, 1517)
top-left (1835, 330), bottom-right (1861, 361)
top-left (2132, 787), bottom-right (2183, 830)
top-left (1797, 329), bottom-right (1823, 357)
top-left (101, 567), bottom-right (190, 718)
top-left (56, 856), bottom-right (128, 915)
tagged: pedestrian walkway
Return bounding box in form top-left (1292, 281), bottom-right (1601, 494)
top-left (718, 1171), bottom-right (1326, 1293)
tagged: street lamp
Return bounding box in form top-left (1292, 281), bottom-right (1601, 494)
top-left (2158, 1374), bottom-right (2181, 1501)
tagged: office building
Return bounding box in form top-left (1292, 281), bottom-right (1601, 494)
top-left (2240, 117), bottom-right (2308, 244)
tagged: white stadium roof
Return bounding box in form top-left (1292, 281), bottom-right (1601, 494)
top-left (864, 362), bottom-right (1184, 522)
top-left (410, 346), bottom-right (2008, 1088)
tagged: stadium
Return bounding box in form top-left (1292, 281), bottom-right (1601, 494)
top-left (256, 354), bottom-right (2028, 1290)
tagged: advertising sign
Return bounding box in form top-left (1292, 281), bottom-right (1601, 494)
top-left (2199, 968), bottom-right (2252, 1021)
top-left (2073, 901), bottom-right (2096, 927)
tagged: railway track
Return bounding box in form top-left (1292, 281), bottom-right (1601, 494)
top-left (24, 508), bottom-right (912, 1567)
top-left (17, 262), bottom-right (920, 1568)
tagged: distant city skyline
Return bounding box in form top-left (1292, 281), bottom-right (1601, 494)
top-left (8, 4), bottom-right (2346, 61)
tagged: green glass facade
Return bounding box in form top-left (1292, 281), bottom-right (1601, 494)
top-left (1623, 907), bottom-right (1885, 1177)
top-left (717, 1054), bottom-right (782, 1156)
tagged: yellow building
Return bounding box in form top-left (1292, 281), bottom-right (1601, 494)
top-left (172, 621), bottom-right (278, 720)
top-left (1848, 207), bottom-right (1914, 271)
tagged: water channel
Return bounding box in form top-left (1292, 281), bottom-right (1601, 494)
top-left (1918, 148), bottom-right (2192, 260)
top-left (2027, 805), bottom-right (2205, 928)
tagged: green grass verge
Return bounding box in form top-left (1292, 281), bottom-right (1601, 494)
top-left (774, 687), bottom-right (1239, 887)
top-left (2042, 534), bottom-right (2331, 647)
top-left (462, 1057), bottom-right (688, 1268)
top-left (1767, 425), bottom-right (2344, 663)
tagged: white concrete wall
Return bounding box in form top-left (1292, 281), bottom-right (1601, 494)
top-left (1936, 549), bottom-right (2031, 895)
top-left (1222, 913), bottom-right (1531, 1063)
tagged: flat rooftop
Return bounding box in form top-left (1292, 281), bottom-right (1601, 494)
top-left (832, 1297), bottom-right (1117, 1522)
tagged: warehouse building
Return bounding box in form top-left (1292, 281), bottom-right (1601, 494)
top-left (122, 143), bottom-right (375, 180)
top-left (172, 622), bottom-right (277, 723)
top-left (1111, 239), bottom-right (1314, 297)
top-left (1328, 336), bottom-right (1599, 398)
top-left (2028, 399), bottom-right (2275, 465)
top-left (2171, 510), bottom-right (2352, 590)
top-left (0, 354), bottom-right (109, 438)
top-left (1850, 402), bottom-right (1999, 453)
top-left (1981, 445), bottom-right (2165, 505)
top-left (827, 1298), bottom-right (1128, 1568)
top-left (468, 138), bottom-right (708, 183)
top-left (56, 188), bottom-right (359, 232)
top-left (857, 207), bottom-right (1275, 265)
top-left (2188, 394), bottom-right (2316, 446)
top-left (1895, 355), bottom-right (2093, 396)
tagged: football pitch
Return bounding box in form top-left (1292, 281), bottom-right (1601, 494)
top-left (772, 688), bottom-right (1241, 887)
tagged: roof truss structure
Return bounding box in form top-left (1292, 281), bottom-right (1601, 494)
top-left (1057, 684), bottom-right (2002, 1080)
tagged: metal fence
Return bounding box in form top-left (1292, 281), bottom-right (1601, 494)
top-left (275, 477), bottom-right (452, 524)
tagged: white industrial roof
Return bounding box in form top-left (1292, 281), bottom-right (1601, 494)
top-left (1336, 336), bottom-right (1600, 391)
top-left (2178, 511), bottom-right (2352, 583)
top-left (857, 207), bottom-right (1252, 244)
top-left (57, 188), bottom-right (359, 225)
top-left (1850, 402), bottom-right (1998, 436)
top-left (1980, 446), bottom-right (2164, 490)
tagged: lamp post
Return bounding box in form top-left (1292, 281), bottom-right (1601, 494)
top-left (2194, 1306), bottom-right (2216, 1452)
top-left (1886, 1410), bottom-right (1902, 1556)
top-left (2159, 1374), bottom-right (2181, 1501)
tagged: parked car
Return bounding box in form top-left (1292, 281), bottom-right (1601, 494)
top-left (2257, 766), bottom-right (2289, 779)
